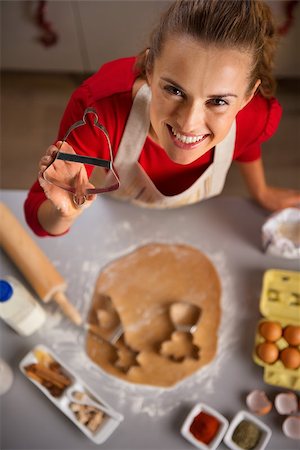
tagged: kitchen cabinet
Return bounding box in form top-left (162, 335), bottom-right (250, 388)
top-left (1, 1), bottom-right (299, 76)
top-left (1, 0), bottom-right (168, 73)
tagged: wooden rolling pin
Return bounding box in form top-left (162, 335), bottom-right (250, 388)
top-left (0, 202), bottom-right (82, 325)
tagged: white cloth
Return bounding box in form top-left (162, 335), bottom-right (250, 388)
top-left (106, 84), bottom-right (236, 209)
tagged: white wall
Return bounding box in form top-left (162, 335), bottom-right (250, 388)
top-left (1, 0), bottom-right (299, 76)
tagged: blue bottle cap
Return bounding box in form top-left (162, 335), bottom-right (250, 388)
top-left (0, 280), bottom-right (13, 302)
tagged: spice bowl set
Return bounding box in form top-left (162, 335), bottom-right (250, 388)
top-left (181, 403), bottom-right (271, 450)
top-left (19, 345), bottom-right (123, 444)
top-left (252, 269), bottom-right (300, 390)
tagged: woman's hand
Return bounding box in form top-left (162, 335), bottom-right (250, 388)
top-left (38, 141), bottom-right (95, 218)
top-left (238, 159), bottom-right (300, 212)
top-left (255, 186), bottom-right (300, 212)
top-left (37, 141), bottom-right (96, 235)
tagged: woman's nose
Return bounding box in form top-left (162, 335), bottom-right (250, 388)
top-left (177, 102), bottom-right (205, 133)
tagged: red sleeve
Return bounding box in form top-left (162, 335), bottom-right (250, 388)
top-left (84, 56), bottom-right (137, 100)
top-left (23, 85), bottom-right (93, 237)
top-left (23, 181), bottom-right (50, 237)
top-left (234, 95), bottom-right (282, 162)
top-left (24, 58), bottom-right (136, 237)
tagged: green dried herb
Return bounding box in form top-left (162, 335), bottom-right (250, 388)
top-left (232, 420), bottom-right (261, 449)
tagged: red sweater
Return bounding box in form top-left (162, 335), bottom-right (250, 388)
top-left (24, 57), bottom-right (282, 236)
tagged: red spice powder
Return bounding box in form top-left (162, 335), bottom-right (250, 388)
top-left (189, 411), bottom-right (220, 444)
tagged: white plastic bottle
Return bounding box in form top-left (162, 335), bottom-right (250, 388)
top-left (0, 276), bottom-right (46, 336)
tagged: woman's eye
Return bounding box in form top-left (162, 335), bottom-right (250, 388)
top-left (164, 85), bottom-right (184, 97)
top-left (209, 98), bottom-right (228, 106)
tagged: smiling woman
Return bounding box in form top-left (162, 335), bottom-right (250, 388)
top-left (24, 0), bottom-right (300, 237)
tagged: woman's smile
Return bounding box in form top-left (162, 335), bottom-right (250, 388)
top-left (167, 124), bottom-right (210, 150)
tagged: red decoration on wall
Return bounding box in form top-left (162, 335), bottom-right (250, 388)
top-left (278, 0), bottom-right (299, 36)
top-left (35, 0), bottom-right (58, 47)
top-left (32, 0), bottom-right (298, 49)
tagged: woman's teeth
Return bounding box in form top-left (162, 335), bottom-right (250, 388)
top-left (171, 127), bottom-right (206, 144)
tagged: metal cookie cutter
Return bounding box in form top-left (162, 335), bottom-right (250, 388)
top-left (43, 108), bottom-right (120, 205)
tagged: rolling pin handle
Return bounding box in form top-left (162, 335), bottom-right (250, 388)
top-left (52, 291), bottom-right (82, 326)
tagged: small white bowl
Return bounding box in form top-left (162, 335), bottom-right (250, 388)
top-left (223, 410), bottom-right (272, 450)
top-left (262, 208), bottom-right (300, 259)
top-left (181, 403), bottom-right (229, 450)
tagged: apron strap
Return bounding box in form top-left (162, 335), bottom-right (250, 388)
top-left (210, 120), bottom-right (236, 195)
top-left (114, 84), bottom-right (151, 166)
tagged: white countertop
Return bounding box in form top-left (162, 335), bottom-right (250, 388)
top-left (0, 190), bottom-right (298, 450)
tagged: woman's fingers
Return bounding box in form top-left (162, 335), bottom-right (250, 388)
top-left (39, 141), bottom-right (77, 172)
top-left (39, 144), bottom-right (59, 172)
top-left (45, 143), bottom-right (59, 157)
top-left (57, 140), bottom-right (76, 154)
top-left (39, 155), bottom-right (52, 168)
top-left (38, 140), bottom-right (96, 212)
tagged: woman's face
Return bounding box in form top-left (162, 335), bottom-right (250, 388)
top-left (147, 35), bottom-right (259, 165)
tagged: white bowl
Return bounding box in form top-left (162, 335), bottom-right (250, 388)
top-left (181, 403), bottom-right (229, 450)
top-left (223, 410), bottom-right (272, 450)
top-left (262, 208), bottom-right (300, 259)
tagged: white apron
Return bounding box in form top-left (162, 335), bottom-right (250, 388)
top-left (106, 84), bottom-right (236, 209)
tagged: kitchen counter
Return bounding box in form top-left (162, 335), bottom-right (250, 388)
top-left (0, 190), bottom-right (299, 450)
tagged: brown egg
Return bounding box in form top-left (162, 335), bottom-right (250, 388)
top-left (283, 325), bottom-right (300, 346)
top-left (280, 347), bottom-right (300, 369)
top-left (256, 341), bottom-right (279, 364)
top-left (259, 321), bottom-right (282, 342)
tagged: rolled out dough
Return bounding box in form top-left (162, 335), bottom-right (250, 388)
top-left (85, 243), bottom-right (221, 387)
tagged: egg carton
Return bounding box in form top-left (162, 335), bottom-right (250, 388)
top-left (19, 345), bottom-right (123, 444)
top-left (252, 269), bottom-right (300, 391)
top-left (259, 269), bottom-right (300, 321)
top-left (253, 319), bottom-right (300, 390)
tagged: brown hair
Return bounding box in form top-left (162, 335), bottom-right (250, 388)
top-left (136, 0), bottom-right (278, 98)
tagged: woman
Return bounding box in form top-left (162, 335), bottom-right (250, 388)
top-left (25, 0), bottom-right (300, 236)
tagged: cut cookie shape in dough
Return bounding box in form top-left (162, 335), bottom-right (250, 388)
top-left (114, 335), bottom-right (140, 373)
top-left (89, 293), bottom-right (122, 343)
top-left (97, 308), bottom-right (119, 330)
top-left (95, 294), bottom-right (120, 329)
top-left (85, 243), bottom-right (221, 387)
top-left (169, 301), bottom-right (201, 333)
top-left (159, 331), bottom-right (200, 362)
